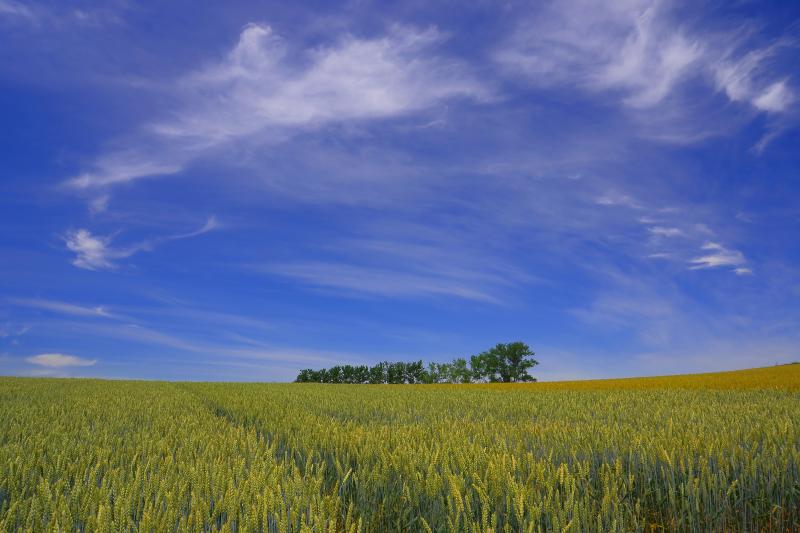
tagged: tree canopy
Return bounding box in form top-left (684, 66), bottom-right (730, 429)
top-left (295, 342), bottom-right (538, 384)
top-left (471, 342), bottom-right (538, 383)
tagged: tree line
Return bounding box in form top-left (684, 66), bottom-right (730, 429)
top-left (295, 342), bottom-right (538, 384)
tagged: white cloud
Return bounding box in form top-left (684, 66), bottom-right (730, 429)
top-left (752, 80), bottom-right (793, 113)
top-left (597, 5), bottom-right (703, 108)
top-left (26, 353), bottom-right (97, 368)
top-left (497, 0), bottom-right (795, 120)
top-left (65, 229), bottom-right (116, 270)
top-left (265, 261), bottom-right (501, 303)
top-left (169, 216), bottom-right (218, 239)
top-left (713, 46), bottom-right (794, 114)
top-left (257, 225), bottom-right (536, 304)
top-left (713, 47), bottom-right (772, 103)
top-left (10, 298), bottom-right (117, 318)
top-left (689, 242), bottom-right (747, 271)
top-left (68, 151), bottom-right (185, 189)
top-left (171, 24), bottom-right (486, 132)
top-left (0, 1), bottom-right (122, 28)
top-left (648, 226), bottom-right (683, 237)
top-left (68, 24), bottom-right (488, 189)
top-left (0, 0), bottom-right (37, 22)
top-left (65, 217), bottom-right (218, 270)
top-left (595, 191), bottom-right (642, 208)
top-left (495, 0), bottom-right (702, 109)
top-left (41, 320), bottom-right (360, 369)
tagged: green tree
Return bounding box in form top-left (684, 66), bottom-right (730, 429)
top-left (354, 365), bottom-right (370, 384)
top-left (435, 362), bottom-right (452, 383)
top-left (470, 353), bottom-right (496, 382)
top-left (404, 360), bottom-right (426, 384)
top-left (296, 345), bottom-right (537, 384)
top-left (368, 362), bottom-right (388, 384)
top-left (387, 362), bottom-right (406, 384)
top-left (449, 358), bottom-right (473, 383)
top-left (471, 342), bottom-right (538, 382)
top-left (422, 362), bottom-right (438, 384)
top-left (327, 366), bottom-right (343, 383)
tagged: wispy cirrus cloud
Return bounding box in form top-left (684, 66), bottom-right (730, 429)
top-left (9, 298), bottom-right (118, 318)
top-left (495, 0), bottom-right (702, 107)
top-left (65, 216), bottom-right (217, 270)
top-left (67, 23), bottom-right (488, 190)
top-left (264, 261), bottom-right (502, 303)
top-left (35, 319), bottom-right (363, 369)
top-left (0, 0), bottom-right (125, 28)
top-left (595, 191), bottom-right (643, 209)
top-left (591, 188), bottom-right (753, 277)
top-left (752, 80), bottom-right (793, 113)
top-left (495, 0), bottom-right (797, 143)
top-left (257, 221), bottom-right (537, 304)
top-left (689, 242), bottom-right (748, 273)
top-left (65, 229), bottom-right (117, 270)
top-left (713, 43), bottom-right (795, 113)
top-left (648, 226), bottom-right (683, 237)
top-left (26, 353), bottom-right (96, 368)
top-left (0, 0), bottom-right (38, 23)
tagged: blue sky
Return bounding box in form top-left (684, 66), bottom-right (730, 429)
top-left (1, 0), bottom-right (798, 381)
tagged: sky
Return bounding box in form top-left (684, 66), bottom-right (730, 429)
top-left (1, 0), bottom-right (799, 381)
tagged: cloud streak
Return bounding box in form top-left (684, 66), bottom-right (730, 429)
top-left (713, 44), bottom-right (795, 113)
top-left (648, 226), bottom-right (683, 237)
top-left (689, 242), bottom-right (748, 272)
top-left (64, 217), bottom-right (217, 270)
top-left (496, 0), bottom-right (796, 141)
top-left (68, 24), bottom-right (488, 190)
top-left (26, 353), bottom-right (97, 368)
top-left (9, 298), bottom-right (118, 318)
top-left (34, 319), bottom-right (362, 369)
top-left (0, 0), bottom-right (37, 22)
top-left (264, 261), bottom-right (502, 303)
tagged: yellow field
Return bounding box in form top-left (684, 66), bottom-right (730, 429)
top-left (0, 364), bottom-right (798, 531)
top-left (479, 363), bottom-right (800, 392)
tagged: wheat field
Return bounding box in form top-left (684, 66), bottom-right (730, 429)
top-left (1, 364), bottom-right (798, 531)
